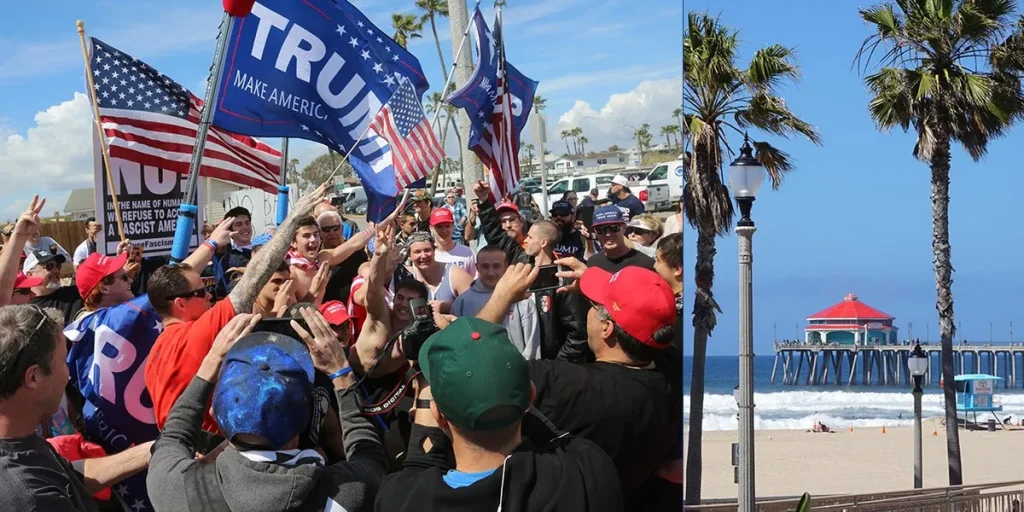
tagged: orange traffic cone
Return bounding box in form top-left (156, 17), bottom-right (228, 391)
top-left (881, 425), bottom-right (887, 434)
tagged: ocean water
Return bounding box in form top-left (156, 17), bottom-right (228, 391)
top-left (684, 356), bottom-right (1024, 431)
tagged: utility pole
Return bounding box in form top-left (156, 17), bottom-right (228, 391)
top-left (447, 0), bottom-right (480, 186)
top-left (535, 111), bottom-right (548, 212)
top-left (909, 322), bottom-right (913, 341)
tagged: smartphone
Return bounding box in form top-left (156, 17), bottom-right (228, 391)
top-left (528, 265), bottom-right (562, 293)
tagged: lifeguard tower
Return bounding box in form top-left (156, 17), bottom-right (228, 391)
top-left (955, 374), bottom-right (1004, 430)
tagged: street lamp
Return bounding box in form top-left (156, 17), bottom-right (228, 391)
top-left (908, 343), bottom-right (929, 489)
top-left (729, 133), bottom-right (763, 512)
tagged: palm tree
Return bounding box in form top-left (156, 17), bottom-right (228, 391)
top-left (559, 129), bottom-right (572, 155)
top-left (578, 136), bottom-right (589, 155)
top-left (416, 0), bottom-right (449, 77)
top-left (856, 0), bottom-right (1024, 486)
top-left (533, 95), bottom-right (547, 112)
top-left (391, 13), bottom-right (423, 48)
top-left (683, 12), bottom-right (821, 504)
top-left (660, 125), bottom-right (676, 149)
top-left (521, 142), bottom-right (536, 176)
top-left (570, 127), bottom-right (584, 154)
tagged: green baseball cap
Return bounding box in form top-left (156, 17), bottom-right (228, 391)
top-left (420, 317), bottom-right (531, 431)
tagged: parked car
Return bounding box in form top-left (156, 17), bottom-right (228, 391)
top-left (645, 159), bottom-right (684, 205)
top-left (532, 173), bottom-right (667, 213)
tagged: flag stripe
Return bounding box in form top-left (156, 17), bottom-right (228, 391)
top-left (368, 79), bottom-right (443, 189)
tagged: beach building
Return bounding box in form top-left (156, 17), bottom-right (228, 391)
top-left (804, 293), bottom-right (898, 345)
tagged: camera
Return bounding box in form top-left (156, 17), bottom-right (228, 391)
top-left (400, 298), bottom-right (439, 361)
top-left (330, 195), bottom-right (345, 207)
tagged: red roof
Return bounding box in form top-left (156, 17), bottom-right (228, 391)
top-left (807, 293), bottom-right (894, 321)
top-left (805, 324), bottom-right (892, 330)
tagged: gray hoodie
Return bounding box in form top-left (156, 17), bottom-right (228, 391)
top-left (147, 376), bottom-right (386, 511)
top-left (452, 279), bottom-right (541, 360)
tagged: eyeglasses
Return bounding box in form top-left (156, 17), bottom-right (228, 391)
top-left (36, 261), bottom-right (59, 271)
top-left (594, 224), bottom-right (623, 235)
top-left (626, 228), bottom-right (652, 237)
top-left (168, 287), bottom-right (209, 300)
top-left (320, 225), bottom-right (341, 233)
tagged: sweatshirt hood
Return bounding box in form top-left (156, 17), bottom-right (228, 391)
top-left (216, 448), bottom-right (323, 511)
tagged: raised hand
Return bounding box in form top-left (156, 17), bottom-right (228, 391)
top-left (292, 307), bottom-right (349, 375)
top-left (292, 184), bottom-right (328, 217)
top-left (373, 222), bottom-right (395, 257)
top-left (308, 263), bottom-right (331, 304)
top-left (115, 239), bottom-right (132, 255)
top-left (272, 280), bottom-right (296, 317)
top-left (554, 257), bottom-right (586, 294)
top-left (199, 313), bottom-right (262, 380)
top-left (209, 216), bottom-right (237, 247)
top-left (13, 195), bottom-right (45, 237)
top-left (472, 180), bottom-right (491, 202)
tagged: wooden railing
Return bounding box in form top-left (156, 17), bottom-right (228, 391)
top-left (690, 480), bottom-right (1024, 511)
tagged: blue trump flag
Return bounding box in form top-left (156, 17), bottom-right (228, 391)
top-left (211, 0), bottom-right (431, 221)
top-left (447, 8), bottom-right (537, 199)
top-left (65, 295), bottom-right (162, 511)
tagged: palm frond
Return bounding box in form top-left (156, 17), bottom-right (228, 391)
top-left (751, 141), bottom-right (793, 190)
top-left (744, 45), bottom-right (799, 91)
top-left (735, 93), bottom-right (822, 144)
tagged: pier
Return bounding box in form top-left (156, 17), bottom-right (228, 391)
top-left (770, 343), bottom-right (1024, 388)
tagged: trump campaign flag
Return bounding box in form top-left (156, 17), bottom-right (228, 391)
top-left (65, 295), bottom-right (163, 511)
top-left (211, 0), bottom-right (436, 220)
top-left (447, 8), bottom-right (538, 201)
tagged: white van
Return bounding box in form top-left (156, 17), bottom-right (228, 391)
top-left (645, 160), bottom-right (684, 203)
top-left (339, 186), bottom-right (366, 204)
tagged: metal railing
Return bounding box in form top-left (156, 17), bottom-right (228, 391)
top-left (690, 480), bottom-right (1024, 511)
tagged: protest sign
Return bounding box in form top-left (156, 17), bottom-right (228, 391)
top-left (224, 186), bottom-right (297, 235)
top-left (93, 133), bottom-right (204, 256)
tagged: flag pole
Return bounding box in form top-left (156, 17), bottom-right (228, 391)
top-left (76, 21), bottom-right (127, 246)
top-left (427, 0), bottom-right (481, 196)
top-left (494, 2), bottom-right (519, 203)
top-left (170, 11), bottom-right (234, 263)
top-left (276, 138), bottom-right (290, 226)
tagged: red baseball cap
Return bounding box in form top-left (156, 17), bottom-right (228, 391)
top-left (579, 266), bottom-right (676, 347)
top-left (14, 272), bottom-right (42, 289)
top-left (496, 199), bottom-right (520, 215)
top-left (319, 300), bottom-right (353, 327)
top-left (76, 252), bottom-right (129, 298)
top-left (429, 208), bottom-right (455, 226)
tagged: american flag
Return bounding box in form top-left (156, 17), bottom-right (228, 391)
top-left (478, 74), bottom-right (520, 201)
top-left (369, 78), bottom-right (444, 188)
top-left (89, 38), bottom-right (281, 193)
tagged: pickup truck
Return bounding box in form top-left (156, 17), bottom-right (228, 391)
top-left (531, 173), bottom-right (664, 214)
top-left (644, 159), bottom-right (684, 209)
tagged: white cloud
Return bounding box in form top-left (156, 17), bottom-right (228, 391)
top-left (540, 76), bottom-right (682, 153)
top-left (0, 93), bottom-right (94, 192)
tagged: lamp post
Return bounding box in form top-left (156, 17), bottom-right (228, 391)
top-left (908, 343), bottom-right (929, 489)
top-left (623, 124), bottom-right (643, 166)
top-left (729, 133), bottom-right (763, 512)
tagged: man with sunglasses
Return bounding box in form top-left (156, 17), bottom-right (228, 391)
top-left (549, 200), bottom-right (586, 262)
top-left (318, 210), bottom-right (369, 305)
top-left (585, 206), bottom-right (654, 273)
top-left (74, 251), bottom-right (136, 319)
top-left (145, 185), bottom-right (326, 437)
top-left (0, 305), bottom-right (155, 511)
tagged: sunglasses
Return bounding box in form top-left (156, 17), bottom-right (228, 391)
top-left (320, 225), bottom-right (341, 233)
top-left (36, 261), bottom-right (60, 271)
top-left (12, 288), bottom-right (33, 296)
top-left (169, 287), bottom-right (209, 300)
top-left (626, 228), bottom-right (652, 236)
top-left (594, 224), bottom-right (623, 235)
top-left (551, 211), bottom-right (573, 218)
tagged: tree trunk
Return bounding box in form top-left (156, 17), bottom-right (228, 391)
top-left (429, 15), bottom-right (448, 80)
top-left (930, 127), bottom-right (963, 486)
top-left (564, 139), bottom-right (571, 155)
top-left (684, 226), bottom-right (719, 505)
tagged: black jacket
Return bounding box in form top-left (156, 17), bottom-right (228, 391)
top-left (374, 410), bottom-right (623, 512)
top-left (534, 288), bottom-right (592, 362)
top-left (479, 199), bottom-right (531, 264)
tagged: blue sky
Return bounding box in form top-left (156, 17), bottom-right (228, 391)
top-left (0, 0), bottom-right (682, 220)
top-left (683, 0), bottom-right (1024, 356)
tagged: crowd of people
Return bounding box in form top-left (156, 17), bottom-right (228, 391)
top-left (0, 176), bottom-right (685, 511)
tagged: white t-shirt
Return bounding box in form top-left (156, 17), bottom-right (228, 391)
top-left (434, 243), bottom-right (476, 278)
top-left (73, 240), bottom-right (93, 266)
